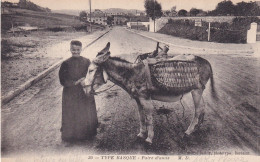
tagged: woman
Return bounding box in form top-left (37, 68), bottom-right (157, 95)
top-left (59, 40), bottom-right (98, 142)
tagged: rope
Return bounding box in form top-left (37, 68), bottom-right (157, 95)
top-left (94, 84), bottom-right (116, 95)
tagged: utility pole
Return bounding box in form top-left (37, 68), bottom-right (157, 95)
top-left (153, 0), bottom-right (155, 32)
top-left (136, 10), bottom-right (137, 30)
top-left (89, 0), bottom-right (92, 32)
top-left (208, 22), bottom-right (211, 41)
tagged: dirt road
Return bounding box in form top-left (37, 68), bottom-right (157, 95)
top-left (2, 27), bottom-right (260, 157)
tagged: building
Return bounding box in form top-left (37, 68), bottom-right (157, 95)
top-left (127, 16), bottom-right (150, 31)
top-left (135, 12), bottom-right (146, 16)
top-left (87, 9), bottom-right (107, 25)
top-left (106, 12), bottom-right (125, 16)
top-left (171, 6), bottom-right (176, 12)
top-left (129, 16), bottom-right (149, 23)
top-left (113, 15), bottom-right (129, 25)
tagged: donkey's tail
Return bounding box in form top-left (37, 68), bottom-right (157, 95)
top-left (209, 65), bottom-right (218, 101)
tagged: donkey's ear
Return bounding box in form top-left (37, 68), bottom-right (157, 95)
top-left (97, 42), bottom-right (110, 57)
top-left (93, 51), bottom-right (110, 64)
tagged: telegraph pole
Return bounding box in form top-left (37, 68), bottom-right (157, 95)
top-left (208, 22), bottom-right (211, 41)
top-left (153, 0), bottom-right (155, 32)
top-left (136, 10), bottom-right (138, 30)
top-left (89, 0), bottom-right (92, 32)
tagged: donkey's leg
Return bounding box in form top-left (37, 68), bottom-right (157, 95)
top-left (139, 98), bottom-right (154, 144)
top-left (135, 98), bottom-right (147, 139)
top-left (185, 89), bottom-right (205, 135)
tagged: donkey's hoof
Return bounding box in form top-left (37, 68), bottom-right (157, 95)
top-left (145, 138), bottom-right (152, 144)
top-left (184, 130), bottom-right (192, 136)
top-left (137, 133), bottom-right (145, 139)
top-left (182, 133), bottom-right (190, 141)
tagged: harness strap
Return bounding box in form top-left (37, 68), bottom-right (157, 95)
top-left (143, 60), bottom-right (155, 90)
top-left (94, 84), bottom-right (116, 95)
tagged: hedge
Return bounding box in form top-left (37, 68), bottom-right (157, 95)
top-left (158, 17), bottom-right (260, 43)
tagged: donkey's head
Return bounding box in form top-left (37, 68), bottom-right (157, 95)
top-left (84, 42), bottom-right (111, 95)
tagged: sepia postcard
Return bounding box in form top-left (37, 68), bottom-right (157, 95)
top-left (1, 0), bottom-right (259, 161)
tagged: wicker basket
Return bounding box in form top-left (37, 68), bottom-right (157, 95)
top-left (149, 60), bottom-right (200, 93)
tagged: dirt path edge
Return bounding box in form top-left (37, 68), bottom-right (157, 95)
top-left (1, 29), bottom-right (111, 105)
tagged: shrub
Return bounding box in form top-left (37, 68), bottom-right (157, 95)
top-left (73, 25), bottom-right (88, 31)
top-left (210, 28), bottom-right (246, 43)
top-left (159, 18), bottom-right (256, 43)
top-left (160, 19), bottom-right (208, 41)
top-left (1, 40), bottom-right (14, 59)
top-left (232, 16), bottom-right (260, 30)
top-left (46, 27), bottom-right (64, 32)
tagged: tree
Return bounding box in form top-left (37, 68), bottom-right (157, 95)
top-left (45, 7), bottom-right (51, 12)
top-left (170, 6), bottom-right (177, 16)
top-left (144, 0), bottom-right (163, 20)
top-left (214, 0), bottom-right (235, 16)
top-left (79, 11), bottom-right (87, 21)
top-left (144, 0), bottom-right (163, 32)
top-left (171, 6), bottom-right (177, 12)
top-left (107, 16), bottom-right (114, 26)
top-left (234, 1), bottom-right (260, 16)
top-left (164, 10), bottom-right (171, 16)
top-left (190, 8), bottom-right (203, 16)
top-left (178, 9), bottom-right (188, 17)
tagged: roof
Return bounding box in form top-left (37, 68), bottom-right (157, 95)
top-left (87, 9), bottom-right (107, 17)
top-left (92, 13), bottom-right (106, 17)
top-left (87, 13), bottom-right (106, 17)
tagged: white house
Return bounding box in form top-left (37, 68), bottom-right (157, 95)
top-left (127, 16), bottom-right (150, 31)
top-left (87, 9), bottom-right (107, 25)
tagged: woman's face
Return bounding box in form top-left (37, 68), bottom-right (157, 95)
top-left (70, 45), bottom-right (82, 57)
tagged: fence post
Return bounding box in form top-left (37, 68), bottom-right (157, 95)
top-left (208, 22), bottom-right (211, 42)
top-left (247, 22), bottom-right (257, 44)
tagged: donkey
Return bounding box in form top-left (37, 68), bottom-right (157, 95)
top-left (83, 42), bottom-right (217, 144)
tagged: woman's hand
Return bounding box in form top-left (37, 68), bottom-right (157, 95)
top-left (74, 77), bottom-right (85, 86)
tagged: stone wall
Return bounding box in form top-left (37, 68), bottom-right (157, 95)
top-left (149, 17), bottom-right (169, 32)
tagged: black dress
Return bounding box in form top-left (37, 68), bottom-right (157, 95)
top-left (59, 56), bottom-right (98, 141)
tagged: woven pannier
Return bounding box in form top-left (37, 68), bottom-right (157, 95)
top-left (149, 60), bottom-right (200, 94)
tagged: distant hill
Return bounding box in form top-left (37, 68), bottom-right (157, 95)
top-left (53, 8), bottom-right (144, 16)
top-left (53, 9), bottom-right (83, 16)
top-left (103, 8), bottom-right (144, 15)
top-left (19, 0), bottom-right (51, 12)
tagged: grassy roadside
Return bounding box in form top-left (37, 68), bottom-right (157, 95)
top-left (2, 7), bottom-right (82, 33)
top-left (1, 31), bottom-right (94, 95)
top-left (1, 7), bottom-right (105, 96)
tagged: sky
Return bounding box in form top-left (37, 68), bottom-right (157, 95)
top-left (5, 0), bottom-right (254, 11)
